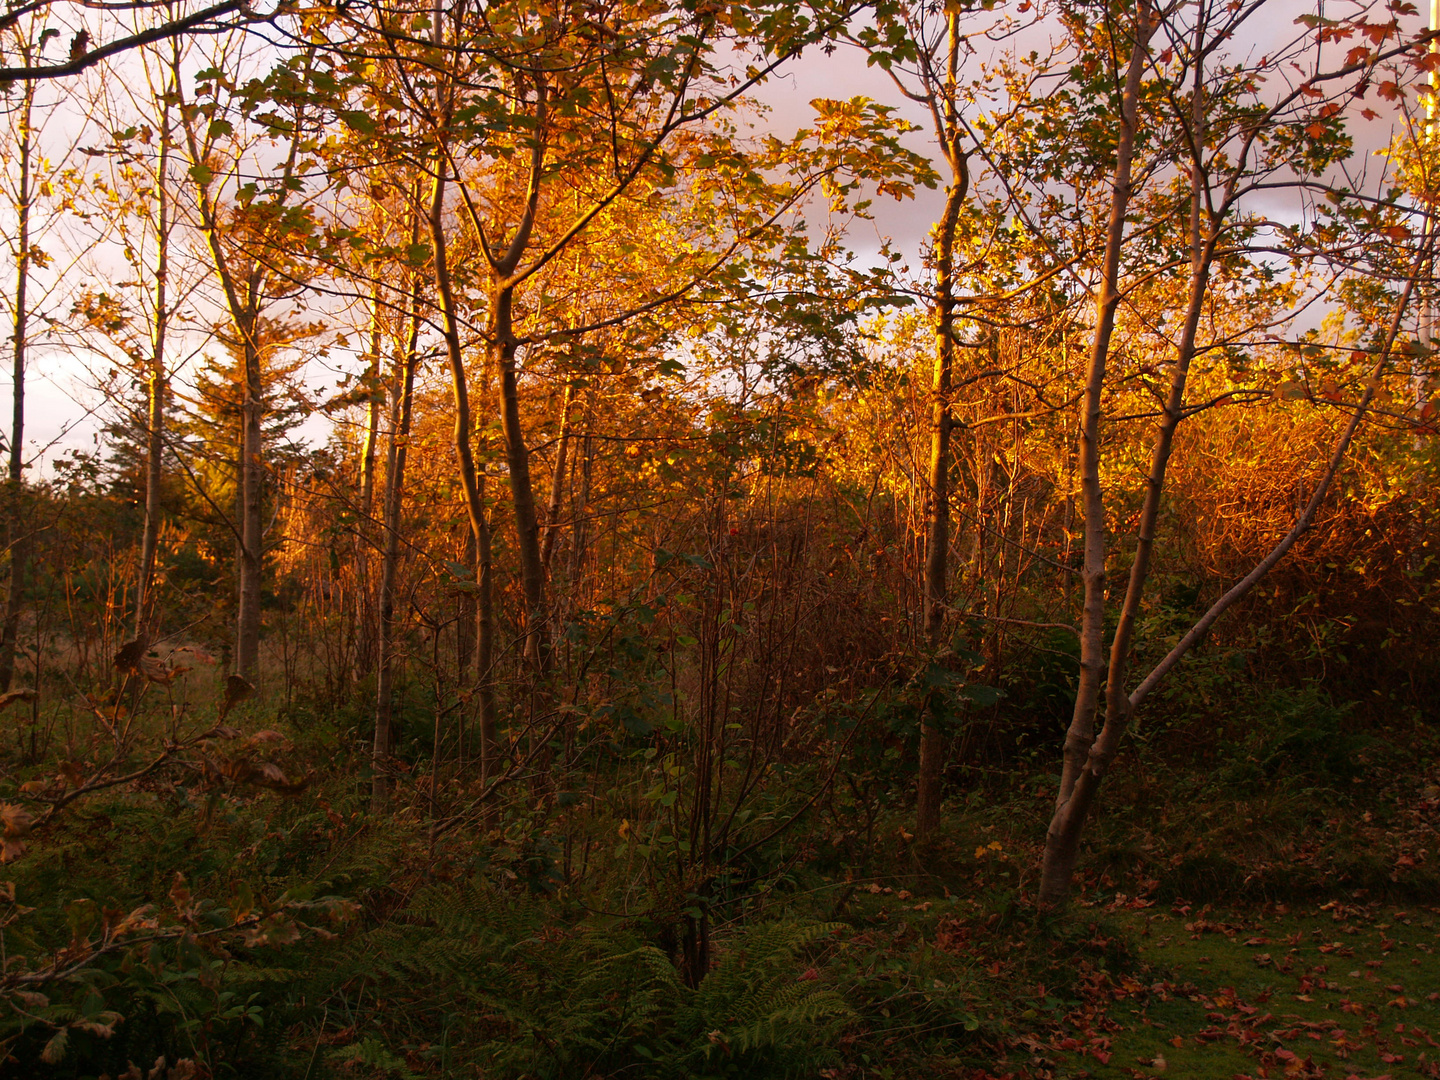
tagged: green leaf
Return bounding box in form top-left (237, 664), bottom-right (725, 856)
top-left (920, 662), bottom-right (958, 689)
top-left (620, 708), bottom-right (653, 737)
top-left (339, 109), bottom-right (377, 137)
top-left (958, 683), bottom-right (1003, 707)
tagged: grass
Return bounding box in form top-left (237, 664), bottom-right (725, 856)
top-left (1039, 900), bottom-right (1440, 1080)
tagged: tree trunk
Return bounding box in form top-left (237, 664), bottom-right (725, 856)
top-left (0, 73), bottom-right (35, 693)
top-left (427, 163), bottom-right (499, 795)
top-left (375, 280), bottom-right (420, 807)
top-left (477, 72), bottom-right (550, 673)
top-left (539, 377), bottom-right (576, 574)
top-left (566, 389), bottom-right (595, 606)
top-left (1036, 2), bottom-right (1158, 909)
top-left (355, 282), bottom-right (384, 675)
top-left (360, 284), bottom-right (383, 516)
top-left (457, 524), bottom-right (476, 679)
top-left (235, 331), bottom-right (263, 683)
top-left (135, 94), bottom-right (172, 642)
top-left (916, 12), bottom-right (968, 842)
top-left (176, 48), bottom-right (307, 694)
top-left (474, 468), bottom-right (496, 771)
top-left (492, 293), bottom-right (547, 670)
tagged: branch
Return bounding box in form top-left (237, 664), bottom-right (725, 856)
top-left (0, 0), bottom-right (246, 82)
top-left (1127, 238), bottom-right (1430, 712)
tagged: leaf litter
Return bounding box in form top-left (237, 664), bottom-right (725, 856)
top-left (1021, 899), bottom-right (1440, 1080)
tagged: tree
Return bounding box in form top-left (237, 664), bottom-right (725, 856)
top-left (174, 39), bottom-right (323, 686)
top-left (0, 50), bottom-right (38, 693)
top-left (374, 241), bottom-right (425, 805)
top-left (989, 0), bottom-right (1438, 908)
top-left (78, 50), bottom-right (188, 641)
top-left (851, 1), bottom-right (979, 840)
top-left (0, 16), bottom-right (81, 689)
top-left (331, 0), bottom-right (933, 677)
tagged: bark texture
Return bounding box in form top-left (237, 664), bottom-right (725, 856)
top-left (0, 73), bottom-right (35, 693)
top-left (916, 12), bottom-right (968, 841)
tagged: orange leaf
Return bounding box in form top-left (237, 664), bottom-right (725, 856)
top-left (1, 804), bottom-right (33, 839)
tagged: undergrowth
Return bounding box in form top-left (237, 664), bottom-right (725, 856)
top-left (0, 665), bottom-right (1433, 1078)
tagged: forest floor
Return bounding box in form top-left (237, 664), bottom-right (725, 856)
top-left (1038, 900), bottom-right (1440, 1080)
top-left (804, 739), bottom-right (1440, 1080)
top-left (8, 690), bottom-right (1438, 1078)
top-left (819, 879), bottom-right (1440, 1079)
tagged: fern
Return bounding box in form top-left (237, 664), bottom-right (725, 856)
top-left (317, 884), bottom-right (854, 1078)
top-left (328, 1035), bottom-right (420, 1078)
top-left (675, 920), bottom-right (852, 1074)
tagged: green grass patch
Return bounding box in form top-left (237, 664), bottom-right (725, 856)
top-left (1042, 900), bottom-right (1440, 1079)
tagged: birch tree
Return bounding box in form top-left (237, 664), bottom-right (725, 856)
top-left (996, 0), bottom-right (1438, 908)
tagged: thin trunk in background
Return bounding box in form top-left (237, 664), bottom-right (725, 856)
top-left (540, 377), bottom-right (577, 574)
top-left (235, 295), bottom-right (263, 683)
top-left (457, 524), bottom-right (476, 679)
top-left (360, 283), bottom-right (383, 515)
top-left (0, 68), bottom-right (36, 693)
top-left (355, 280), bottom-right (385, 675)
top-left (565, 387), bottom-right (595, 611)
top-left (135, 89), bottom-right (173, 641)
top-left (375, 278), bottom-right (421, 805)
top-left (474, 431), bottom-right (496, 767)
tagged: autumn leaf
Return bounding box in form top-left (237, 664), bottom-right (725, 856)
top-left (0, 688), bottom-right (36, 712)
top-left (169, 872), bottom-right (192, 912)
top-left (245, 914), bottom-right (302, 948)
top-left (219, 674), bottom-right (255, 720)
top-left (0, 804), bottom-right (33, 864)
top-left (40, 1028), bottom-right (67, 1064)
top-left (113, 637), bottom-right (149, 674)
